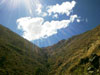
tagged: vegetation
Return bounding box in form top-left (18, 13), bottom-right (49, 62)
top-left (0, 24), bottom-right (48, 75)
top-left (0, 24), bottom-right (100, 75)
top-left (45, 25), bottom-right (100, 75)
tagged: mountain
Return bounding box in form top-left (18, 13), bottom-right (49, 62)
top-left (0, 24), bottom-right (48, 75)
top-left (0, 24), bottom-right (100, 75)
top-left (45, 25), bottom-right (100, 75)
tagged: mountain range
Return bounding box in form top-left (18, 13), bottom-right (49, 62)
top-left (0, 24), bottom-right (100, 75)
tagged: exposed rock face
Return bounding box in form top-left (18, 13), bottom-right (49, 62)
top-left (87, 54), bottom-right (100, 74)
top-left (89, 54), bottom-right (100, 69)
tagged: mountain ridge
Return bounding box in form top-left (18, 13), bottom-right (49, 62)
top-left (0, 24), bottom-right (100, 75)
top-left (42, 25), bottom-right (100, 75)
top-left (0, 24), bottom-right (48, 75)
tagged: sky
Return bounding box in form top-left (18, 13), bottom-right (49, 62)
top-left (0, 0), bottom-right (100, 47)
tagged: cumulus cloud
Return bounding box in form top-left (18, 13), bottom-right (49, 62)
top-left (17, 15), bottom-right (78, 41)
top-left (47, 1), bottom-right (76, 16)
top-left (16, 0), bottom-right (81, 41)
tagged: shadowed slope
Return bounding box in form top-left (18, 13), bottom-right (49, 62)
top-left (0, 24), bottom-right (48, 75)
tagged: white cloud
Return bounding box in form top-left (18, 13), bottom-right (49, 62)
top-left (47, 1), bottom-right (76, 16)
top-left (36, 3), bottom-right (42, 14)
top-left (16, 0), bottom-right (81, 41)
top-left (70, 15), bottom-right (78, 22)
top-left (17, 15), bottom-right (78, 41)
top-left (77, 19), bottom-right (80, 23)
top-left (53, 14), bottom-right (58, 18)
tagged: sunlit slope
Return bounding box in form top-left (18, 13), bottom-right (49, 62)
top-left (0, 24), bottom-right (47, 75)
top-left (0, 24), bottom-right (100, 75)
top-left (45, 25), bottom-right (100, 75)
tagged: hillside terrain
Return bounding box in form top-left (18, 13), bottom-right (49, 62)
top-left (0, 24), bottom-right (100, 75)
top-left (0, 24), bottom-right (48, 75)
top-left (45, 25), bottom-right (100, 75)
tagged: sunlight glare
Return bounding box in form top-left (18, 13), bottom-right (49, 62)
top-left (1, 0), bottom-right (42, 16)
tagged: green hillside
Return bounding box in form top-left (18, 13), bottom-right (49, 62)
top-left (0, 24), bottom-right (48, 75)
top-left (45, 25), bottom-right (100, 75)
top-left (0, 24), bottom-right (100, 75)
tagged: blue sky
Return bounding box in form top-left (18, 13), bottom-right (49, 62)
top-left (0, 0), bottom-right (100, 47)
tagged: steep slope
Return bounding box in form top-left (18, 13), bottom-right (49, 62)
top-left (0, 24), bottom-right (48, 75)
top-left (45, 25), bottom-right (100, 75)
top-left (0, 24), bottom-right (100, 75)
